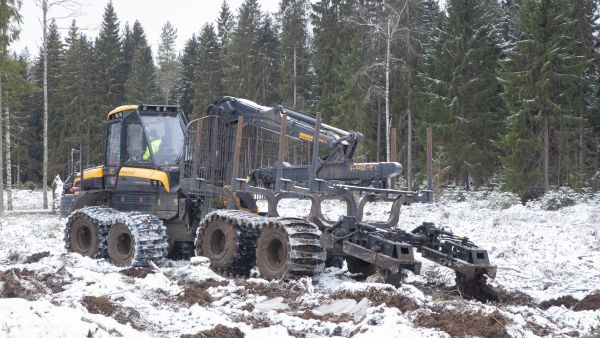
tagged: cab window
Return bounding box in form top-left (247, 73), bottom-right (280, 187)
top-left (124, 123), bottom-right (149, 163)
top-left (106, 122), bottom-right (121, 166)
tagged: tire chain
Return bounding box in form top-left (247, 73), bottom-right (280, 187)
top-left (195, 210), bottom-right (326, 279)
top-left (65, 206), bottom-right (168, 267)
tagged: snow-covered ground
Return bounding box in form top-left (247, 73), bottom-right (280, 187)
top-left (1, 189), bottom-right (599, 337)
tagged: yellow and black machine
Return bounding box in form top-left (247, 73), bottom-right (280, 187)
top-left (61, 97), bottom-right (497, 301)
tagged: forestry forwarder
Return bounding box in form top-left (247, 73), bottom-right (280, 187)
top-left (60, 97), bottom-right (497, 301)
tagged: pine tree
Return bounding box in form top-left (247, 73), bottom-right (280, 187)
top-left (277, 0), bottom-right (311, 110)
top-left (157, 21), bottom-right (179, 104)
top-left (193, 24), bottom-right (224, 117)
top-left (177, 34), bottom-right (199, 115)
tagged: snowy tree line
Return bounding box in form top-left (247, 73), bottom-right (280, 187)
top-left (0, 0), bottom-right (599, 205)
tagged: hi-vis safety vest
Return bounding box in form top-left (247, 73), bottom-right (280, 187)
top-left (143, 139), bottom-right (162, 160)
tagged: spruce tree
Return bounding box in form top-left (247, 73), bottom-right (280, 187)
top-left (123, 21), bottom-right (147, 82)
top-left (311, 0), bottom-right (350, 119)
top-left (419, 0), bottom-right (505, 188)
top-left (177, 34), bottom-right (199, 115)
top-left (501, 0), bottom-right (583, 199)
top-left (254, 14), bottom-right (280, 104)
top-left (123, 21), bottom-right (158, 104)
top-left (228, 0), bottom-right (262, 99)
top-left (61, 20), bottom-right (95, 175)
top-left (125, 45), bottom-right (159, 103)
top-left (277, 0), bottom-right (311, 110)
top-left (41, 20), bottom-right (65, 177)
top-left (193, 24), bottom-right (224, 117)
top-left (217, 0), bottom-right (235, 95)
top-left (157, 21), bottom-right (179, 104)
top-left (94, 1), bottom-right (124, 112)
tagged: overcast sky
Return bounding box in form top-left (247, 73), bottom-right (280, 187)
top-left (11, 0), bottom-right (282, 56)
top-left (12, 0), bottom-right (447, 57)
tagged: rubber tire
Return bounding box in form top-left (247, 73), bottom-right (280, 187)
top-left (200, 219), bottom-right (240, 270)
top-left (256, 227), bottom-right (291, 280)
top-left (107, 223), bottom-right (135, 266)
top-left (68, 216), bottom-right (101, 258)
top-left (346, 257), bottom-right (378, 277)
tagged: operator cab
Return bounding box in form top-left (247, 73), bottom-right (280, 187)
top-left (106, 104), bottom-right (187, 168)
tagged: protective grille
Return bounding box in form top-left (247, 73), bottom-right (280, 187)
top-left (182, 115), bottom-right (234, 192)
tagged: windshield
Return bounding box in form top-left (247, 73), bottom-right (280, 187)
top-left (141, 114), bottom-right (185, 165)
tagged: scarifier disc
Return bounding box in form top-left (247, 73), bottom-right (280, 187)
top-left (346, 256), bottom-right (378, 277)
top-left (455, 272), bottom-right (498, 303)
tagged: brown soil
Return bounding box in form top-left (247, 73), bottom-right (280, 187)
top-left (574, 292), bottom-right (600, 312)
top-left (414, 308), bottom-right (510, 338)
top-left (493, 288), bottom-right (535, 307)
top-left (235, 280), bottom-right (304, 309)
top-left (81, 295), bottom-right (144, 329)
top-left (82, 296), bottom-right (119, 316)
top-left (298, 310), bottom-right (354, 324)
top-left (233, 313), bottom-right (270, 329)
top-left (539, 295), bottom-right (578, 310)
top-left (0, 269), bottom-right (29, 298)
top-left (525, 322), bottom-right (552, 337)
top-left (179, 283), bottom-right (213, 306)
top-left (119, 267), bottom-right (155, 278)
top-left (24, 251), bottom-right (50, 264)
top-left (0, 269), bottom-right (45, 299)
top-left (332, 285), bottom-right (418, 312)
top-left (180, 324), bottom-right (245, 338)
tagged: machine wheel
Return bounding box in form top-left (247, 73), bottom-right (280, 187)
top-left (198, 218), bottom-right (240, 270)
top-left (107, 223), bottom-right (135, 266)
top-left (68, 216), bottom-right (101, 257)
top-left (256, 227), bottom-right (291, 280)
top-left (346, 257), bottom-right (377, 277)
top-left (256, 221), bottom-right (326, 280)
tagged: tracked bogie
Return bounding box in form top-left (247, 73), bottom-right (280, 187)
top-left (65, 206), bottom-right (168, 267)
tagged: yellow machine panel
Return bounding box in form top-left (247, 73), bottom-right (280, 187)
top-left (119, 167), bottom-right (171, 192)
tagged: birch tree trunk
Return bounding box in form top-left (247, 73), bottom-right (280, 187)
top-left (385, 19), bottom-right (391, 163)
top-left (405, 0), bottom-right (412, 191)
top-left (543, 112), bottom-right (550, 193)
top-left (42, 1), bottom-right (49, 209)
top-left (5, 106), bottom-right (12, 211)
top-left (293, 45), bottom-right (297, 108)
top-left (0, 77), bottom-right (4, 215)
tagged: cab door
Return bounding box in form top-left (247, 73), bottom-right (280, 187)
top-left (105, 120), bottom-right (122, 189)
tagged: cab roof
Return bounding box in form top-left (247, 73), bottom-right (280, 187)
top-left (107, 104), bottom-right (181, 120)
top-left (107, 105), bottom-right (138, 119)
